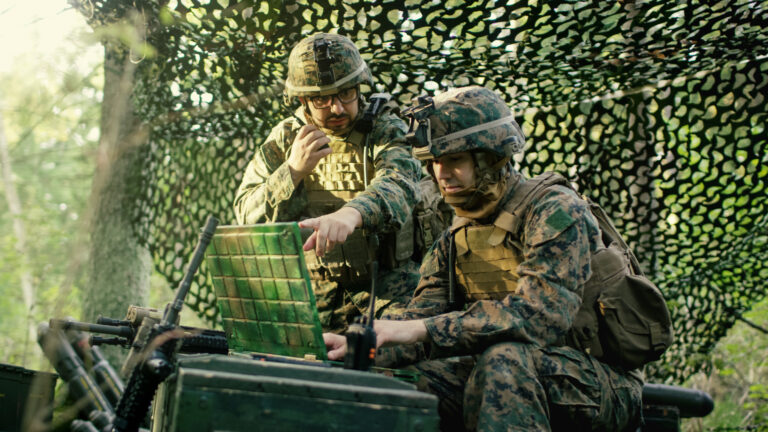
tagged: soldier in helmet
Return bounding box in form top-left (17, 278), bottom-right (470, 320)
top-left (234, 33), bottom-right (422, 333)
top-left (324, 86), bottom-right (643, 430)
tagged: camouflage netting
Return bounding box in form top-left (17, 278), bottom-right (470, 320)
top-left (73, 0), bottom-right (768, 382)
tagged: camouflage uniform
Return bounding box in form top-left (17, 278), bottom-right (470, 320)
top-left (378, 86), bottom-right (643, 431)
top-left (234, 34), bottom-right (422, 333)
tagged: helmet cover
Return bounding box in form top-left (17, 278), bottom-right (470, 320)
top-left (285, 33), bottom-right (373, 97)
top-left (402, 86), bottom-right (525, 161)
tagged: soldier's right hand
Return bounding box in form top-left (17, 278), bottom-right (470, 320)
top-left (373, 319), bottom-right (428, 348)
top-left (288, 124), bottom-right (332, 185)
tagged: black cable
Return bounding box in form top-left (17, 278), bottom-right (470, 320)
top-left (448, 233), bottom-right (456, 309)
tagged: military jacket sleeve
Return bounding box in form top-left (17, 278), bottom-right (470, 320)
top-left (408, 186), bottom-right (601, 359)
top-left (342, 112), bottom-right (421, 231)
top-left (233, 117), bottom-right (306, 224)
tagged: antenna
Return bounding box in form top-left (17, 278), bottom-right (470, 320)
top-left (343, 233), bottom-right (379, 371)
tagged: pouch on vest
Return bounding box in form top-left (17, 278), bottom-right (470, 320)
top-left (413, 175), bottom-right (455, 262)
top-left (379, 217), bottom-right (415, 270)
top-left (302, 228), bottom-right (372, 283)
top-left (511, 172), bottom-right (674, 370)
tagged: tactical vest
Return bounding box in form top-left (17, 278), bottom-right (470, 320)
top-left (452, 224), bottom-right (523, 302)
top-left (304, 134), bottom-right (374, 216)
top-left (301, 100), bottom-right (414, 284)
top-left (448, 172), bottom-right (673, 370)
top-left (448, 175), bottom-right (527, 302)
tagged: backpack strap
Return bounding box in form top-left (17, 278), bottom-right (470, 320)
top-left (448, 172), bottom-right (570, 259)
top-left (585, 200), bottom-right (646, 276)
top-left (496, 171), bottom-right (569, 235)
top-left (502, 171), bottom-right (646, 277)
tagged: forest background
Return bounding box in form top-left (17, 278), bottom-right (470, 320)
top-left (0, 1), bottom-right (765, 430)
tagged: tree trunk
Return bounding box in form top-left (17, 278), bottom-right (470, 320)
top-left (0, 105), bottom-right (37, 364)
top-left (83, 45), bottom-right (151, 367)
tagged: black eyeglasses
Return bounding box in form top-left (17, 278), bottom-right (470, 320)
top-left (307, 86), bottom-right (359, 109)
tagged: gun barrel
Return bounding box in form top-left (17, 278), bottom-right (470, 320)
top-left (642, 383), bottom-right (714, 418)
top-left (90, 336), bottom-right (129, 346)
top-left (97, 316), bottom-right (131, 327)
top-left (63, 327), bottom-right (125, 407)
top-left (113, 216), bottom-right (219, 432)
top-left (165, 216), bottom-right (218, 326)
top-left (50, 319), bottom-right (133, 339)
top-left (37, 323), bottom-right (114, 416)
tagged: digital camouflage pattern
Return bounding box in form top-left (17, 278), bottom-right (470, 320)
top-left (406, 86), bottom-right (525, 162)
top-left (403, 344), bottom-right (642, 432)
top-left (236, 32), bottom-right (422, 333)
top-left (377, 86), bottom-right (643, 430)
top-left (380, 179), bottom-right (643, 431)
top-left (284, 33), bottom-right (373, 97)
top-left (405, 86), bottom-right (526, 219)
top-left (380, 178), bottom-right (600, 354)
top-left (234, 105), bottom-right (421, 332)
top-left (316, 259), bottom-right (421, 333)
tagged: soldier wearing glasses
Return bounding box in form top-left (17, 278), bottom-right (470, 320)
top-left (234, 33), bottom-right (422, 333)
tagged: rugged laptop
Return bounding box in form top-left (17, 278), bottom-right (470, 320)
top-left (204, 223), bottom-right (327, 361)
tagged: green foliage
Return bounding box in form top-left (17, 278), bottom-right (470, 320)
top-left (744, 384), bottom-right (768, 426)
top-left (0, 5), bottom-right (102, 370)
top-left (682, 297), bottom-right (768, 431)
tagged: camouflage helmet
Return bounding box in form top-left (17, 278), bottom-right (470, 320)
top-left (402, 86), bottom-right (525, 161)
top-left (285, 33), bottom-right (373, 97)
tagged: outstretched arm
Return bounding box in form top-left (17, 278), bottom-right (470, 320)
top-left (343, 114), bottom-right (421, 232)
top-left (299, 206), bottom-right (362, 257)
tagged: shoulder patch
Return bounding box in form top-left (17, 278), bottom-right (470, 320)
top-left (525, 189), bottom-right (582, 247)
top-left (546, 208), bottom-right (575, 232)
top-left (258, 119), bottom-right (296, 171)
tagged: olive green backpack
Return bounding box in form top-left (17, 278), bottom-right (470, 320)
top-left (510, 172), bottom-right (674, 370)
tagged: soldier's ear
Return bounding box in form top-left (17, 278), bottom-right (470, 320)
top-left (425, 161), bottom-right (436, 181)
top-left (297, 97), bottom-right (313, 116)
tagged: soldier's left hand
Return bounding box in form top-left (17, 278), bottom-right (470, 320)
top-left (299, 206), bottom-right (363, 257)
top-left (323, 332), bottom-right (347, 360)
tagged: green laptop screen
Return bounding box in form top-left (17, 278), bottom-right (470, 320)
top-left (205, 223), bottom-right (326, 360)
